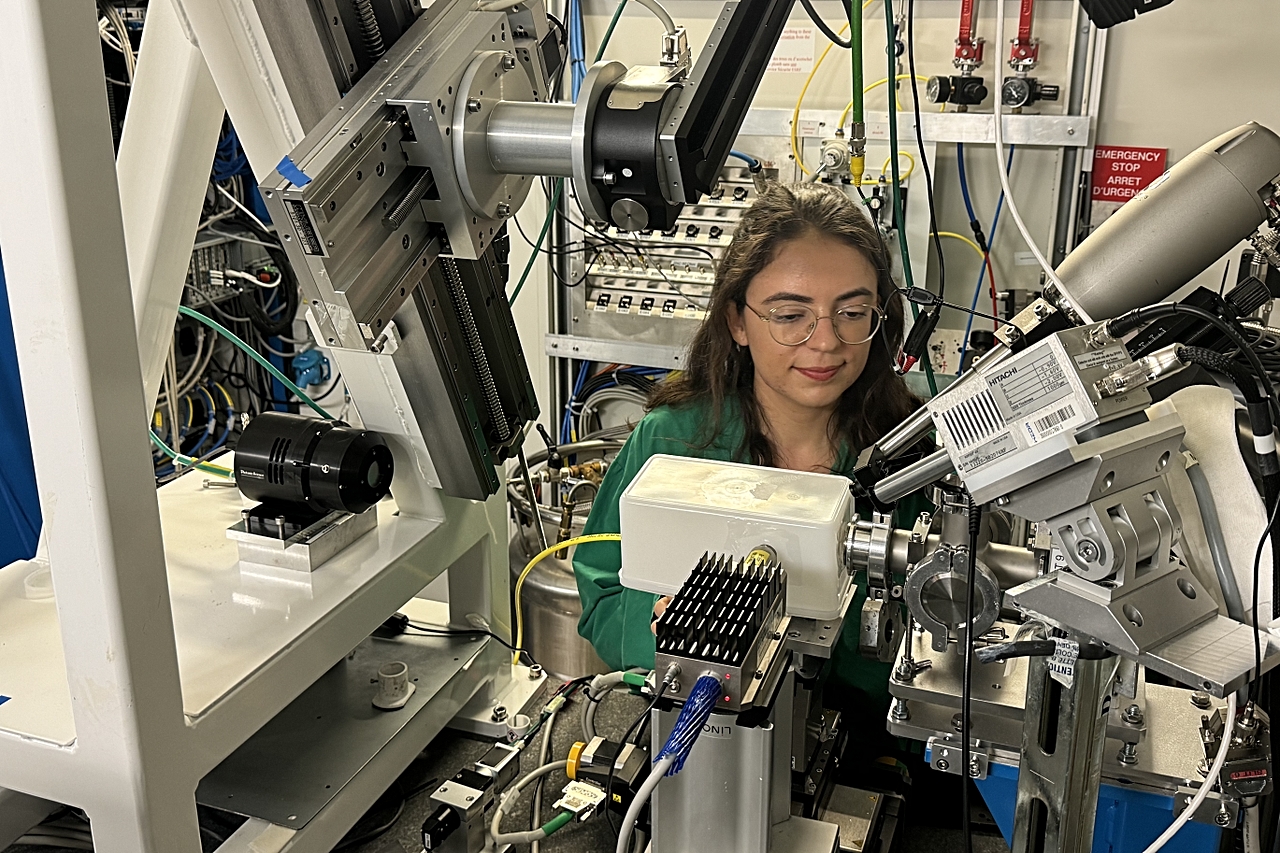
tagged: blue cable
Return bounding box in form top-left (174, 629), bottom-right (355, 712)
top-left (656, 674), bottom-right (721, 775)
top-left (187, 386), bottom-right (217, 457)
top-left (561, 361), bottom-right (590, 444)
top-left (569, 0), bottom-right (587, 100)
top-left (956, 143), bottom-right (1016, 372)
top-left (728, 150), bottom-right (760, 171)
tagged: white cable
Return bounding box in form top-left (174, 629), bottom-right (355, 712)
top-left (616, 754), bottom-right (675, 853)
top-left (632, 0), bottom-right (679, 35)
top-left (992, 0), bottom-right (1067, 296)
top-left (1141, 691), bottom-right (1237, 853)
top-left (225, 268), bottom-right (281, 289)
top-left (1244, 802), bottom-right (1261, 853)
top-left (215, 183), bottom-right (273, 235)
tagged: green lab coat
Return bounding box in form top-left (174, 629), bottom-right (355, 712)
top-left (573, 399), bottom-right (932, 715)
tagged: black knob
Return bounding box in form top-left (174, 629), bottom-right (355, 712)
top-left (422, 804), bottom-right (461, 850)
top-left (732, 186), bottom-right (749, 201)
top-left (685, 224), bottom-right (700, 238)
top-left (1226, 276), bottom-right (1272, 318)
top-left (1039, 83), bottom-right (1061, 102)
top-left (536, 423), bottom-right (562, 470)
top-left (954, 76), bottom-right (988, 106)
top-left (709, 225), bottom-right (723, 239)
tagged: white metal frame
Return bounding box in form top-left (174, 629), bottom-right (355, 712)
top-left (0, 2), bottom-right (518, 850)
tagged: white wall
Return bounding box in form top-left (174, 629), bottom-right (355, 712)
top-left (506, 0), bottom-right (1280, 381)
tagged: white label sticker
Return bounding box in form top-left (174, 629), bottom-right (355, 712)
top-left (1024, 401), bottom-right (1087, 443)
top-left (1048, 638), bottom-right (1080, 688)
top-left (987, 348), bottom-right (1072, 419)
top-left (958, 433), bottom-right (1018, 474)
top-left (1074, 345), bottom-right (1128, 371)
top-left (767, 27), bottom-right (815, 74)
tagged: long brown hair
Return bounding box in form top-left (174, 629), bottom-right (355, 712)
top-left (648, 181), bottom-right (919, 466)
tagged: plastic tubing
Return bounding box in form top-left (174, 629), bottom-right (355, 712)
top-left (632, 0), bottom-right (677, 35)
top-left (615, 755), bottom-right (675, 853)
top-left (992, 0), bottom-right (1068, 295)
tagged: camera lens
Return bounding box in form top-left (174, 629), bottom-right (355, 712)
top-left (234, 411), bottom-right (394, 515)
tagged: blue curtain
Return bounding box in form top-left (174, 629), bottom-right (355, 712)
top-left (0, 248), bottom-right (42, 564)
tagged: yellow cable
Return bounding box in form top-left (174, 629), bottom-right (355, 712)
top-left (881, 151), bottom-right (915, 181)
top-left (213, 381), bottom-right (235, 409)
top-left (513, 533), bottom-right (622, 665)
top-left (935, 231), bottom-right (987, 264)
top-left (790, 0), bottom-right (876, 176)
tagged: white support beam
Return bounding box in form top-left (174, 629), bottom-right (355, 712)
top-left (170, 0), bottom-right (310, 180)
top-left (118, 0), bottom-right (227, 414)
top-left (0, 3), bottom-right (198, 849)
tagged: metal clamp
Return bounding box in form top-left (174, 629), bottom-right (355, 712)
top-left (927, 736), bottom-right (990, 780)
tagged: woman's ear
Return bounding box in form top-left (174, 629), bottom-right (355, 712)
top-left (727, 305), bottom-right (750, 347)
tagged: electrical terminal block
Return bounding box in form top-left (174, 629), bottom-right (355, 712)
top-left (553, 780), bottom-right (607, 820)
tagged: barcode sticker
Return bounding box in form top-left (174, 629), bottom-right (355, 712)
top-left (1026, 401), bottom-right (1085, 443)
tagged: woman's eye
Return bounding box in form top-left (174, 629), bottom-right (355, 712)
top-left (772, 312), bottom-right (807, 324)
top-left (838, 307), bottom-right (873, 321)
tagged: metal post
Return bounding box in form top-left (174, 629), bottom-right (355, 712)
top-left (118, 0), bottom-right (226, 413)
top-left (1012, 645), bottom-right (1120, 853)
top-left (0, 2), bottom-right (199, 849)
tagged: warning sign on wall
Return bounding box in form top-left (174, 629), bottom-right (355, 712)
top-left (1089, 145), bottom-right (1167, 229)
top-left (767, 27), bottom-right (815, 74)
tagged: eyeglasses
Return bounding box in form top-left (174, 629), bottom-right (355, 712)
top-left (745, 302), bottom-right (884, 346)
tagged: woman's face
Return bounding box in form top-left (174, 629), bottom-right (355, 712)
top-left (727, 233), bottom-right (880, 418)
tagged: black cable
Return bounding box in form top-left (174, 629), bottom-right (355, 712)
top-left (404, 622), bottom-right (539, 667)
top-left (333, 784), bottom-right (404, 851)
top-left (960, 494), bottom-right (981, 853)
top-left (906, 0), bottom-right (946, 302)
top-left (799, 0), bottom-right (851, 48)
top-left (603, 694), bottom-right (660, 836)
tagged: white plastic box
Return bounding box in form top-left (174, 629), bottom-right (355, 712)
top-left (619, 454), bottom-right (853, 621)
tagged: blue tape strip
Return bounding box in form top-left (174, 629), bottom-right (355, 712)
top-left (275, 155), bottom-right (312, 188)
top-left (0, 695), bottom-right (10, 707)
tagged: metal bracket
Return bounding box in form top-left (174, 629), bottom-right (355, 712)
top-left (927, 736), bottom-right (990, 780)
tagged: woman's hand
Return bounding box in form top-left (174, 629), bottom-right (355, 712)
top-left (651, 596), bottom-right (673, 634)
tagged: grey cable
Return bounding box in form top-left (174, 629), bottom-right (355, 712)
top-left (616, 754), bottom-right (675, 853)
top-left (490, 760), bottom-right (569, 846)
top-left (531, 706), bottom-right (560, 853)
top-left (1188, 463), bottom-right (1247, 621)
top-left (632, 0), bottom-right (678, 34)
top-left (582, 671), bottom-right (630, 741)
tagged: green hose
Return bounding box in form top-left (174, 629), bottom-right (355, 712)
top-left (882, 2), bottom-right (937, 396)
top-left (177, 305), bottom-right (334, 418)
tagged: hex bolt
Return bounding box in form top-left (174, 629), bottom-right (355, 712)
top-left (936, 758), bottom-right (950, 772)
top-left (491, 704), bottom-right (508, 722)
top-left (951, 713), bottom-right (965, 733)
top-left (1191, 691), bottom-right (1212, 709)
top-left (467, 99), bottom-right (483, 113)
top-left (1215, 807), bottom-right (1232, 828)
top-left (1076, 539), bottom-right (1100, 562)
top-left (891, 697), bottom-right (911, 722)
top-left (1122, 703), bottom-right (1144, 725)
top-left (528, 664), bottom-right (544, 680)
top-left (1118, 741), bottom-right (1138, 765)
top-left (495, 202), bottom-right (512, 218)
top-left (502, 53), bottom-right (517, 70)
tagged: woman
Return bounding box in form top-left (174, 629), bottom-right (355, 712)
top-left (573, 181), bottom-right (928, 720)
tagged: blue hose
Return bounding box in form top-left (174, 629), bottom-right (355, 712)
top-left (656, 674), bottom-right (721, 776)
top-left (956, 143), bottom-right (1016, 371)
top-left (728, 150), bottom-right (760, 171)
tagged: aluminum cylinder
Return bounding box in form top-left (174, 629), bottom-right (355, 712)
top-left (509, 527), bottom-right (607, 681)
top-left (486, 101), bottom-right (575, 177)
top-left (1056, 122), bottom-right (1280, 323)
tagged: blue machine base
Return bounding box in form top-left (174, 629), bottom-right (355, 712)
top-left (953, 756), bottom-right (1220, 852)
top-left (967, 758), bottom-right (1218, 850)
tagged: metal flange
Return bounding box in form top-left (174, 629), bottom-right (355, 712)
top-left (452, 50), bottom-right (535, 220)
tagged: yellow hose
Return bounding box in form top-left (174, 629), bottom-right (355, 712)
top-left (513, 533), bottom-right (622, 665)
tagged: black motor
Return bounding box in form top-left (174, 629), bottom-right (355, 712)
top-left (234, 411), bottom-right (393, 515)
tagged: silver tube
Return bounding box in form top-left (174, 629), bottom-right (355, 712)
top-left (487, 101), bottom-right (575, 177)
top-left (876, 407), bottom-right (935, 460)
top-left (1056, 122), bottom-right (1280, 323)
top-left (980, 542), bottom-right (1040, 589)
top-left (1187, 463), bottom-right (1246, 621)
top-left (875, 448), bottom-right (955, 504)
